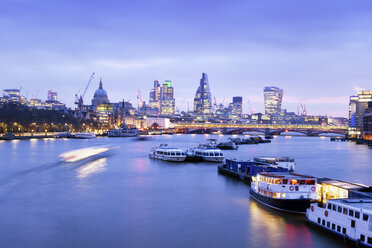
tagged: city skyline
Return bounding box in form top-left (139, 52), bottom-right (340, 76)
top-left (2, 0), bottom-right (372, 117)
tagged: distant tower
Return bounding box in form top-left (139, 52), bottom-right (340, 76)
top-left (194, 73), bottom-right (212, 118)
top-left (149, 80), bottom-right (161, 113)
top-left (48, 90), bottom-right (57, 101)
top-left (160, 80), bottom-right (175, 116)
top-left (264, 87), bottom-right (283, 115)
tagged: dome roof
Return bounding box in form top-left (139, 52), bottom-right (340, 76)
top-left (92, 79), bottom-right (109, 106)
top-left (93, 79), bottom-right (108, 99)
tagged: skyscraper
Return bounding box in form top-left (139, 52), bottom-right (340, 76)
top-left (264, 87), bottom-right (283, 115)
top-left (230, 96), bottom-right (243, 119)
top-left (48, 90), bottom-right (57, 101)
top-left (160, 80), bottom-right (175, 116)
top-left (194, 73), bottom-right (212, 117)
top-left (149, 80), bottom-right (161, 113)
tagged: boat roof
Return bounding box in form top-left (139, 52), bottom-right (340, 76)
top-left (329, 198), bottom-right (372, 211)
top-left (259, 172), bottom-right (314, 179)
top-left (156, 147), bottom-right (184, 150)
top-left (318, 178), bottom-right (367, 190)
top-left (254, 156), bottom-right (294, 162)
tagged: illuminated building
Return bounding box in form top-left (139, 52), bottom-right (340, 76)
top-left (48, 90), bottom-right (58, 101)
top-left (160, 80), bottom-right (175, 116)
top-left (149, 80), bottom-right (161, 113)
top-left (92, 79), bottom-right (110, 106)
top-left (264, 87), bottom-right (283, 115)
top-left (194, 73), bottom-right (212, 118)
top-left (3, 89), bottom-right (21, 103)
top-left (363, 102), bottom-right (372, 141)
top-left (230, 96), bottom-right (243, 119)
top-left (96, 103), bottom-right (113, 126)
top-left (348, 90), bottom-right (372, 139)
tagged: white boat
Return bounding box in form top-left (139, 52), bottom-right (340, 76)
top-left (253, 156), bottom-right (296, 171)
top-left (73, 132), bottom-right (96, 139)
top-left (59, 145), bottom-right (113, 163)
top-left (250, 172), bottom-right (318, 213)
top-left (149, 144), bottom-right (186, 162)
top-left (187, 144), bottom-right (224, 162)
top-left (306, 198), bottom-right (372, 247)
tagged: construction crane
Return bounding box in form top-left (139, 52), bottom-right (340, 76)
top-left (75, 72), bottom-right (95, 111)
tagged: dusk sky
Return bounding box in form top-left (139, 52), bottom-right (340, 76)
top-left (1, 0), bottom-right (372, 117)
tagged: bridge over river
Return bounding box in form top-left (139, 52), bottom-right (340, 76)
top-left (173, 123), bottom-right (348, 136)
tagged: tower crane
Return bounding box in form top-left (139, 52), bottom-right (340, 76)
top-left (75, 72), bottom-right (95, 111)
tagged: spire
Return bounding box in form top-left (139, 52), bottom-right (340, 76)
top-left (99, 78), bottom-right (103, 89)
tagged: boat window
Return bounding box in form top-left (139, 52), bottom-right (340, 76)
top-left (351, 220), bottom-right (355, 228)
top-left (214, 152), bottom-right (219, 156)
top-left (290, 180), bottom-right (298, 185)
top-left (368, 237), bottom-right (372, 245)
top-left (171, 152), bottom-right (176, 156)
top-left (342, 227), bottom-right (346, 235)
top-left (299, 180), bottom-right (306, 185)
top-left (363, 214), bottom-right (369, 221)
top-left (332, 223), bottom-right (335, 230)
top-left (306, 180), bottom-right (315, 185)
top-left (283, 179), bottom-right (288, 184)
top-left (337, 225), bottom-right (341, 232)
top-left (349, 210), bottom-right (354, 217)
top-left (219, 153), bottom-right (223, 156)
top-left (360, 234), bottom-right (365, 242)
top-left (176, 152), bottom-right (180, 156)
top-left (327, 221), bottom-right (330, 228)
top-left (327, 204), bottom-right (332, 210)
top-left (322, 219), bottom-right (325, 226)
top-left (203, 152), bottom-right (207, 156)
top-left (317, 218), bottom-right (321, 224)
top-left (343, 208), bottom-right (348, 215)
top-left (355, 211), bottom-right (360, 219)
top-left (278, 179), bottom-right (282, 184)
top-left (332, 205), bottom-right (336, 211)
top-left (181, 153), bottom-right (185, 156)
top-left (338, 206), bottom-right (342, 213)
top-left (209, 152), bottom-right (214, 156)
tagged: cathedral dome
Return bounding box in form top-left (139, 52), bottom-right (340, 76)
top-left (92, 79), bottom-right (109, 106)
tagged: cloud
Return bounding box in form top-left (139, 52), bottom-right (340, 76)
top-left (93, 58), bottom-right (176, 69)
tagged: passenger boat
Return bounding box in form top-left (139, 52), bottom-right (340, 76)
top-left (253, 156), bottom-right (296, 171)
top-left (250, 172), bottom-right (318, 213)
top-left (186, 145), bottom-right (224, 162)
top-left (306, 199), bottom-right (372, 247)
top-left (149, 144), bottom-right (186, 162)
top-left (59, 145), bottom-right (113, 163)
top-left (73, 132), bottom-right (96, 139)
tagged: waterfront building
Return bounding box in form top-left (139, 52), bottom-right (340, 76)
top-left (45, 90), bottom-right (65, 110)
top-left (149, 80), bottom-right (161, 114)
top-left (348, 90), bottom-right (372, 139)
top-left (194, 73), bottom-right (212, 118)
top-left (264, 86), bottom-right (283, 115)
top-left (160, 80), bottom-right (175, 116)
top-left (96, 103), bottom-right (113, 126)
top-left (92, 79), bottom-right (110, 107)
top-left (363, 102), bottom-right (372, 141)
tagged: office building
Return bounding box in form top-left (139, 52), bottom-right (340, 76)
top-left (149, 80), bottom-right (161, 113)
top-left (160, 80), bottom-right (175, 116)
top-left (264, 87), bottom-right (283, 115)
top-left (348, 91), bottom-right (372, 139)
top-left (48, 90), bottom-right (58, 101)
top-left (194, 73), bottom-right (212, 118)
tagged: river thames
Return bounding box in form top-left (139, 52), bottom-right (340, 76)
top-left (0, 134), bottom-right (371, 248)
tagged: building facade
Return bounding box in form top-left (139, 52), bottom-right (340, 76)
top-left (348, 91), bottom-right (372, 139)
top-left (264, 87), bottom-right (283, 115)
top-left (160, 80), bottom-right (175, 116)
top-left (362, 102), bottom-right (372, 141)
top-left (194, 73), bottom-right (212, 118)
top-left (92, 79), bottom-right (110, 107)
top-left (149, 80), bottom-right (161, 113)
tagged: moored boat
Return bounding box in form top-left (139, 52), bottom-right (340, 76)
top-left (217, 141), bottom-right (238, 150)
top-left (73, 132), bottom-right (96, 139)
top-left (149, 144), bottom-right (186, 162)
top-left (306, 198), bottom-right (372, 247)
top-left (186, 145), bottom-right (224, 162)
top-left (250, 172), bottom-right (317, 213)
top-left (253, 156), bottom-right (296, 171)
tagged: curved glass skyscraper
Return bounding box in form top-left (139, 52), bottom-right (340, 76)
top-left (194, 73), bottom-right (212, 117)
top-left (264, 86), bottom-right (283, 115)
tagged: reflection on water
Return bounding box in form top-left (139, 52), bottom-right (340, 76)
top-left (0, 135), bottom-right (369, 248)
top-left (76, 157), bottom-right (107, 178)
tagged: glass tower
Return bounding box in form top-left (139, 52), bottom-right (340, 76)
top-left (264, 87), bottom-right (283, 115)
top-left (194, 73), bottom-right (212, 117)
